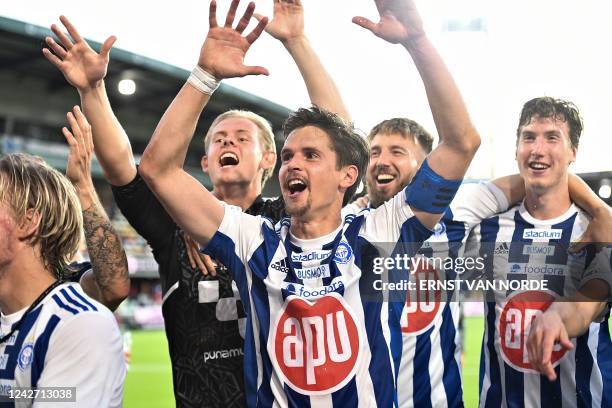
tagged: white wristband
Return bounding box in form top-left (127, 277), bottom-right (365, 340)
top-left (187, 66), bottom-right (220, 95)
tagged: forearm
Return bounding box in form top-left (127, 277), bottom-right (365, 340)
top-left (284, 37), bottom-right (351, 121)
top-left (80, 83), bottom-right (137, 186)
top-left (403, 36), bottom-right (479, 154)
top-left (491, 174), bottom-right (526, 205)
top-left (546, 301), bottom-right (602, 338)
top-left (569, 173), bottom-right (609, 217)
top-left (79, 184), bottom-right (130, 310)
top-left (140, 82), bottom-right (210, 179)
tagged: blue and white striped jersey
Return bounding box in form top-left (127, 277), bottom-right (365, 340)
top-left (203, 190), bottom-right (432, 407)
top-left (388, 182), bottom-right (508, 408)
top-left (469, 202), bottom-right (612, 408)
top-left (0, 282), bottom-right (125, 407)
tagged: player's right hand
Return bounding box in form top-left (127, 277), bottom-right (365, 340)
top-left (43, 15), bottom-right (116, 92)
top-left (254, 0), bottom-right (304, 45)
top-left (526, 309), bottom-right (574, 382)
top-left (184, 233), bottom-right (218, 276)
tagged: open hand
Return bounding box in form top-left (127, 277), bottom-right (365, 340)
top-left (43, 15), bottom-right (115, 91)
top-left (254, 0), bottom-right (304, 44)
top-left (352, 0), bottom-right (426, 46)
top-left (198, 0), bottom-right (269, 79)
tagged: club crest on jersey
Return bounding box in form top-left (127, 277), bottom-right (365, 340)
top-left (433, 222), bottom-right (446, 237)
top-left (499, 290), bottom-right (567, 372)
top-left (333, 242), bottom-right (352, 264)
top-left (270, 292), bottom-right (361, 395)
top-left (18, 343), bottom-right (34, 370)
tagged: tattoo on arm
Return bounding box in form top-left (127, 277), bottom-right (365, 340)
top-left (82, 202), bottom-right (129, 303)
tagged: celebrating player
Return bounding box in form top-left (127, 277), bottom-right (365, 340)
top-left (0, 152), bottom-right (125, 406)
top-left (43, 0), bottom-right (351, 405)
top-left (139, 0), bottom-right (480, 404)
top-left (468, 97), bottom-right (612, 407)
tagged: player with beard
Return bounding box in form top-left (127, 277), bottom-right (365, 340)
top-left (353, 114), bottom-right (609, 406)
top-left (139, 0), bottom-right (481, 404)
top-left (42, 0), bottom-right (350, 406)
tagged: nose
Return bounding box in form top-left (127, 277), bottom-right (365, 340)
top-left (530, 137), bottom-right (545, 157)
top-left (375, 149), bottom-right (393, 168)
top-left (222, 137), bottom-right (235, 147)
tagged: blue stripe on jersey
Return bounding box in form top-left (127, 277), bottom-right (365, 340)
top-left (0, 308), bottom-right (42, 381)
top-left (52, 294), bottom-right (79, 315)
top-left (413, 325), bottom-right (433, 408)
top-left (575, 331), bottom-right (594, 407)
top-left (31, 315), bottom-right (60, 387)
top-left (67, 285), bottom-right (97, 311)
top-left (332, 377), bottom-right (358, 407)
top-left (540, 366), bottom-right (561, 408)
top-left (59, 288), bottom-right (89, 312)
top-left (597, 317), bottom-right (612, 407)
top-left (440, 304), bottom-right (462, 407)
top-left (285, 384), bottom-right (310, 407)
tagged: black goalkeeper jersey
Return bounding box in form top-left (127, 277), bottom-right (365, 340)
top-left (112, 171), bottom-right (284, 407)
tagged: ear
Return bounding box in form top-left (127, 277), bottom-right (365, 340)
top-left (339, 165), bottom-right (359, 191)
top-left (569, 146), bottom-right (577, 164)
top-left (16, 209), bottom-right (41, 241)
top-left (260, 150), bottom-right (277, 171)
top-left (201, 155), bottom-right (209, 174)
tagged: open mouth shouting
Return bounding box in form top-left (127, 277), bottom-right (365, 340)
top-left (219, 152), bottom-right (239, 167)
top-left (375, 173), bottom-right (396, 185)
top-left (285, 177), bottom-right (308, 199)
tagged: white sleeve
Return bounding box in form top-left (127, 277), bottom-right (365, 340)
top-left (202, 203), bottom-right (267, 266)
top-left (448, 182), bottom-right (509, 229)
top-left (361, 189), bottom-right (431, 243)
top-left (35, 312), bottom-right (126, 408)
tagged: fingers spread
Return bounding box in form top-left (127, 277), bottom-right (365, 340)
top-left (51, 23), bottom-right (74, 50)
top-left (235, 2), bottom-right (255, 33)
top-left (225, 0), bottom-right (240, 27)
top-left (42, 47), bottom-right (63, 68)
top-left (246, 15), bottom-right (268, 44)
top-left (101, 36), bottom-right (117, 58)
top-left (59, 15), bottom-right (83, 43)
top-left (45, 36), bottom-right (67, 59)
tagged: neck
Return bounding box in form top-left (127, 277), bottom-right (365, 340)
top-left (212, 181), bottom-right (262, 211)
top-left (0, 251), bottom-right (56, 315)
top-left (524, 180), bottom-right (572, 220)
top-left (290, 202), bottom-right (343, 240)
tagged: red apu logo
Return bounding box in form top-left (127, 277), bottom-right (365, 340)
top-left (499, 291), bottom-right (566, 372)
top-left (401, 262), bottom-right (442, 335)
top-left (272, 293), bottom-right (360, 394)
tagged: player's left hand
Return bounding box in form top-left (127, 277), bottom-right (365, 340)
top-left (198, 0), bottom-right (269, 79)
top-left (526, 310), bottom-right (574, 381)
top-left (63, 106), bottom-right (94, 192)
top-left (254, 0), bottom-right (304, 45)
top-left (352, 0), bottom-right (426, 46)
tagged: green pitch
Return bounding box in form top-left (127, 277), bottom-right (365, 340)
top-left (126, 317), bottom-right (612, 407)
top-left (123, 321), bottom-right (486, 407)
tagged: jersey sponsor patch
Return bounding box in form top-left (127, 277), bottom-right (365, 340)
top-left (271, 258), bottom-right (290, 274)
top-left (270, 292), bottom-right (361, 395)
top-left (295, 264), bottom-right (331, 280)
top-left (522, 228), bottom-right (563, 240)
top-left (498, 290), bottom-right (566, 372)
top-left (291, 250), bottom-right (331, 263)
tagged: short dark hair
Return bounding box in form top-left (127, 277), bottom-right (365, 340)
top-left (368, 118), bottom-right (433, 154)
top-left (283, 106), bottom-right (369, 206)
top-left (517, 97), bottom-right (583, 149)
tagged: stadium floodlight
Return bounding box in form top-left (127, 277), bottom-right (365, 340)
top-left (598, 179), bottom-right (611, 199)
top-left (118, 79), bottom-right (136, 96)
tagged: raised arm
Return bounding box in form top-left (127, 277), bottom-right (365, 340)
top-left (139, 0), bottom-right (268, 245)
top-left (353, 0), bottom-right (480, 228)
top-left (255, 0), bottom-right (351, 121)
top-left (63, 106), bottom-right (130, 311)
top-left (43, 16), bottom-right (136, 187)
